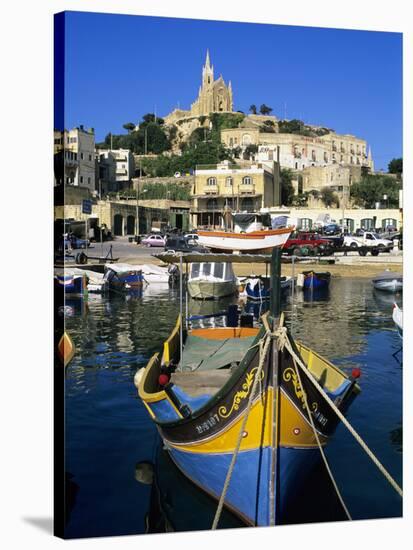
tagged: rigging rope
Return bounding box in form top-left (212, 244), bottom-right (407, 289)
top-left (211, 330), bottom-right (272, 530)
top-left (277, 327), bottom-right (403, 499)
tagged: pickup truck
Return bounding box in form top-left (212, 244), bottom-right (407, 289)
top-left (343, 232), bottom-right (393, 256)
top-left (284, 232), bottom-right (333, 256)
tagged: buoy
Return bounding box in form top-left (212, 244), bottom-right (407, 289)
top-left (158, 373), bottom-right (170, 386)
top-left (351, 368), bottom-right (361, 379)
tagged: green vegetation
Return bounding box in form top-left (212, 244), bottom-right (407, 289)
top-left (96, 113), bottom-right (171, 155)
top-left (350, 174), bottom-right (401, 208)
top-left (280, 169), bottom-right (295, 206)
top-left (320, 188), bottom-right (340, 208)
top-left (278, 119), bottom-right (332, 137)
top-left (249, 104), bottom-right (257, 114)
top-left (259, 104), bottom-right (273, 115)
top-left (388, 158), bottom-right (403, 176)
top-left (243, 144), bottom-right (259, 160)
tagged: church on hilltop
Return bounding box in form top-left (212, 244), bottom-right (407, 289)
top-left (164, 50), bottom-right (233, 124)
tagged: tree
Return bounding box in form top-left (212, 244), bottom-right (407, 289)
top-left (141, 113), bottom-right (165, 126)
top-left (320, 188), bottom-right (339, 207)
top-left (350, 174), bottom-right (401, 208)
top-left (243, 144), bottom-right (259, 160)
top-left (280, 169), bottom-right (295, 206)
top-left (249, 104), bottom-right (257, 115)
top-left (388, 158), bottom-right (403, 175)
top-left (259, 104), bottom-right (273, 115)
top-left (123, 122), bottom-right (136, 133)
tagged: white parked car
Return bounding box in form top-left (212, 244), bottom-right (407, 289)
top-left (185, 233), bottom-right (199, 245)
top-left (344, 231), bottom-right (393, 255)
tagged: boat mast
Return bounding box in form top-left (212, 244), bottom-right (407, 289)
top-left (269, 247), bottom-right (281, 525)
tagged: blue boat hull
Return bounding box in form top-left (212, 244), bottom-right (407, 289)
top-left (303, 273), bottom-right (330, 290)
top-left (168, 445), bottom-right (320, 526)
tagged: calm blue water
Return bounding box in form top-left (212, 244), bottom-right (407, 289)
top-left (63, 279), bottom-right (402, 538)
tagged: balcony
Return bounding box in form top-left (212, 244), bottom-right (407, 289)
top-left (203, 185), bottom-right (219, 194)
top-left (239, 184), bottom-right (255, 194)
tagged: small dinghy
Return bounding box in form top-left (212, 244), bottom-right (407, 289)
top-left (302, 271), bottom-right (331, 290)
top-left (103, 263), bottom-right (145, 293)
top-left (372, 271), bottom-right (403, 293)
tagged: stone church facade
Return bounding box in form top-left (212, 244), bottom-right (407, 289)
top-left (164, 50), bottom-right (233, 125)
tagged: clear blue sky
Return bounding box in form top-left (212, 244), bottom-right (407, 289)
top-left (60, 11), bottom-right (402, 171)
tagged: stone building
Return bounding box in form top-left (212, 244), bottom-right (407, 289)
top-left (191, 160), bottom-right (280, 228)
top-left (221, 128), bottom-right (373, 173)
top-left (97, 148), bottom-right (135, 193)
top-left (165, 50), bottom-right (233, 126)
top-left (54, 126), bottom-right (96, 191)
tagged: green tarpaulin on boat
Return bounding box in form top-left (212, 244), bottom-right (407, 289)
top-left (180, 335), bottom-right (256, 372)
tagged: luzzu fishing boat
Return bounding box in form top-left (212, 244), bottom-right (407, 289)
top-left (54, 268), bottom-right (87, 295)
top-left (135, 251), bottom-right (361, 527)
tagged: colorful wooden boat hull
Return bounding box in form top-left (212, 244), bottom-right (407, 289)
top-left (197, 228), bottom-right (292, 253)
top-left (136, 317), bottom-right (359, 526)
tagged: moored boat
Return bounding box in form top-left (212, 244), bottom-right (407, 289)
top-left (134, 251), bottom-right (360, 526)
top-left (243, 276), bottom-right (292, 301)
top-left (302, 271), bottom-right (331, 290)
top-left (187, 262), bottom-right (238, 300)
top-left (103, 263), bottom-right (145, 293)
top-left (392, 303), bottom-right (403, 337)
top-left (372, 271), bottom-right (403, 293)
top-left (54, 268), bottom-right (87, 295)
top-left (197, 227), bottom-right (292, 253)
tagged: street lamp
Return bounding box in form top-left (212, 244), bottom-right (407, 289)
top-left (383, 194), bottom-right (388, 209)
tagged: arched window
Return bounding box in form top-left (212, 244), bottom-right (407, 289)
top-left (225, 177), bottom-right (233, 187)
top-left (242, 176), bottom-right (252, 186)
top-left (382, 218), bottom-right (397, 230)
top-left (242, 134), bottom-right (251, 146)
top-left (206, 177), bottom-right (217, 186)
top-left (361, 218), bottom-right (374, 230)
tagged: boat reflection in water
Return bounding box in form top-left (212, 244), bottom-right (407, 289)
top-left (139, 444), bottom-right (347, 532)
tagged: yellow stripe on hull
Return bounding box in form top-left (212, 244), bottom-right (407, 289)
top-left (165, 388), bottom-right (327, 454)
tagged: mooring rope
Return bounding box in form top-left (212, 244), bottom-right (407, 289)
top-left (211, 330), bottom-right (272, 530)
top-left (290, 351), bottom-right (352, 520)
top-left (277, 328), bottom-right (403, 499)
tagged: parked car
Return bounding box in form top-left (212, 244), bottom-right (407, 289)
top-left (64, 235), bottom-right (90, 250)
top-left (343, 231), bottom-right (393, 255)
top-left (284, 231), bottom-right (333, 256)
top-left (164, 236), bottom-right (209, 253)
top-left (141, 234), bottom-right (167, 247)
top-left (322, 223), bottom-right (342, 236)
top-left (185, 233), bottom-right (200, 245)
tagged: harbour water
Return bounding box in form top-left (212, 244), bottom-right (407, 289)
top-left (63, 278), bottom-right (402, 538)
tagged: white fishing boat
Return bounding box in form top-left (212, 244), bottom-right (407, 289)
top-left (187, 262), bottom-right (238, 300)
top-left (392, 303), bottom-right (403, 337)
top-left (372, 271), bottom-right (403, 292)
top-left (198, 212), bottom-right (293, 253)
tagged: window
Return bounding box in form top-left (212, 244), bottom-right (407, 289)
top-left (191, 264), bottom-right (200, 278)
top-left (361, 218), bottom-right (374, 230)
top-left (225, 177), bottom-right (233, 187)
top-left (382, 218), bottom-right (397, 230)
top-left (298, 218), bottom-right (312, 230)
top-left (242, 134), bottom-right (251, 146)
top-left (203, 263), bottom-right (212, 276)
top-left (80, 176), bottom-right (83, 183)
top-left (295, 162), bottom-right (298, 169)
top-left (89, 154), bottom-right (92, 161)
top-left (81, 153), bottom-right (84, 160)
top-left (229, 138), bottom-right (233, 147)
top-left (242, 176), bottom-right (252, 185)
top-left (207, 177), bottom-right (217, 186)
top-left (214, 264), bottom-right (224, 279)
